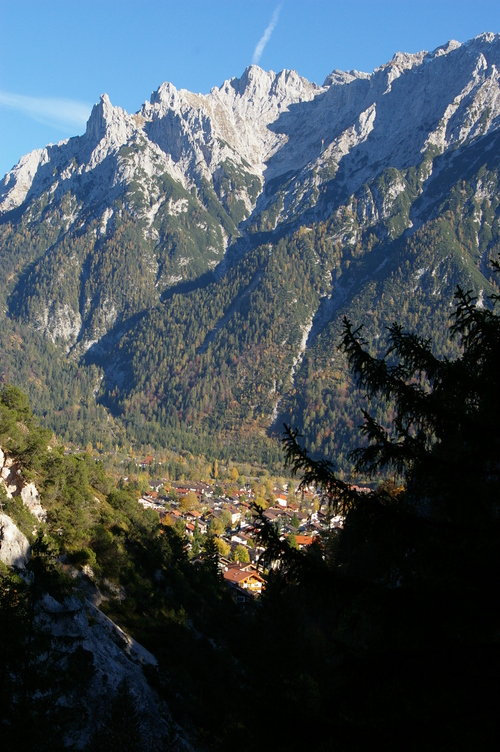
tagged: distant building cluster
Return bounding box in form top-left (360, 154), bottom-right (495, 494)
top-left (137, 476), bottom-right (352, 602)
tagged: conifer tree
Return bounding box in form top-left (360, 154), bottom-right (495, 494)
top-left (276, 275), bottom-right (500, 749)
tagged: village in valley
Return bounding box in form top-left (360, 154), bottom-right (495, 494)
top-left (135, 471), bottom-right (346, 602)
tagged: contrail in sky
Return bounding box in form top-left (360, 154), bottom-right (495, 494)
top-left (0, 91), bottom-right (91, 131)
top-left (252, 3), bottom-right (283, 65)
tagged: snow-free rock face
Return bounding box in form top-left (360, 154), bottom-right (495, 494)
top-left (0, 36), bottom-right (498, 347)
top-left (35, 593), bottom-right (183, 749)
top-left (2, 34), bottom-right (500, 462)
top-left (0, 454), bottom-right (20, 497)
top-left (143, 65), bottom-right (321, 178)
top-left (20, 481), bottom-right (47, 523)
top-left (0, 513), bottom-right (30, 568)
top-left (0, 448), bottom-right (47, 522)
top-left (3, 33), bottom-right (500, 226)
top-left (0, 65), bottom-right (318, 228)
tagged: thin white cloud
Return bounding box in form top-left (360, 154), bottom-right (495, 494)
top-left (252, 3), bottom-right (283, 65)
top-left (0, 90), bottom-right (91, 131)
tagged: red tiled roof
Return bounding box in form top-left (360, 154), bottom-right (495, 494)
top-left (223, 568), bottom-right (265, 584)
top-left (295, 535), bottom-right (315, 546)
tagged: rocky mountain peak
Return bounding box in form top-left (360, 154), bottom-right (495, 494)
top-left (149, 80), bottom-right (182, 109)
top-left (466, 31), bottom-right (500, 48)
top-left (0, 146), bottom-right (48, 212)
top-left (234, 64), bottom-right (268, 92)
top-left (85, 93), bottom-right (116, 140)
top-left (432, 38), bottom-right (462, 57)
top-left (322, 69), bottom-right (370, 87)
top-left (2, 34), bottom-right (500, 469)
top-left (387, 49), bottom-right (427, 72)
top-left (84, 93), bottom-right (135, 160)
top-left (230, 64), bottom-right (318, 103)
top-left (2, 32), bottom-right (500, 228)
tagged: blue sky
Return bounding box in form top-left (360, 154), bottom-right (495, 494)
top-left (1, 0), bottom-right (500, 179)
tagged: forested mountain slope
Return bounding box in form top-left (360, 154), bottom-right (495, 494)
top-left (1, 33), bottom-right (500, 467)
top-left (0, 386), bottom-right (236, 750)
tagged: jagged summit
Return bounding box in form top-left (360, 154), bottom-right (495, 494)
top-left (85, 93), bottom-right (117, 140)
top-left (322, 69), bottom-right (370, 87)
top-left (3, 32), bottom-right (500, 220)
top-left (1, 33), bottom-right (500, 465)
top-left (1, 32), bottom-right (500, 246)
top-left (231, 64), bottom-right (268, 91)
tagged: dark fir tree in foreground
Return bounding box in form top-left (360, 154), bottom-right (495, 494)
top-left (251, 274), bottom-right (500, 752)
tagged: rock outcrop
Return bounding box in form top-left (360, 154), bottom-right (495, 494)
top-left (0, 445), bottom-right (45, 567)
top-left (0, 446), bottom-right (47, 523)
top-left (20, 481), bottom-right (47, 523)
top-left (35, 593), bottom-right (185, 749)
top-left (0, 512), bottom-right (30, 568)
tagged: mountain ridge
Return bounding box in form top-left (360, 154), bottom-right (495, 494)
top-left (1, 32), bottom-right (500, 466)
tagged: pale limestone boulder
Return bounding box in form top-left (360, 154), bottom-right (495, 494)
top-left (1, 456), bottom-right (19, 497)
top-left (0, 513), bottom-right (30, 568)
top-left (0, 447), bottom-right (46, 521)
top-left (20, 482), bottom-right (47, 522)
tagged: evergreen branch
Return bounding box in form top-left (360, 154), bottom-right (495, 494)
top-left (283, 424), bottom-right (360, 515)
